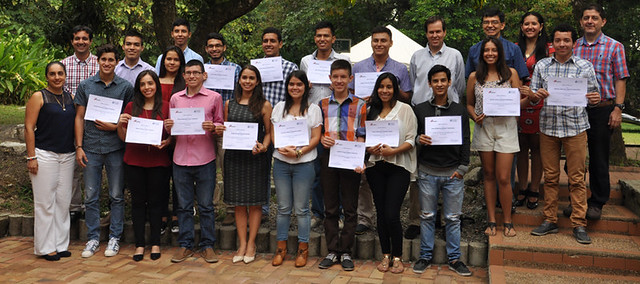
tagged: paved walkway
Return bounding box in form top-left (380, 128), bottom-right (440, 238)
top-left (0, 237), bottom-right (488, 283)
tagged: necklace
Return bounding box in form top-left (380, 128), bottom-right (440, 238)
top-left (47, 89), bottom-right (66, 111)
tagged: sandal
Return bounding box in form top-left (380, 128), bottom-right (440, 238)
top-left (504, 223), bottom-right (517, 237)
top-left (377, 254), bottom-right (390, 272)
top-left (390, 257), bottom-right (405, 274)
top-left (527, 191), bottom-right (539, 210)
top-left (514, 189), bottom-right (528, 207)
top-left (484, 222), bottom-right (497, 236)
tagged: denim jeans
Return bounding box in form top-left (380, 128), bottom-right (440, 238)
top-left (273, 159), bottom-right (315, 243)
top-left (173, 161), bottom-right (217, 249)
top-left (418, 170), bottom-right (464, 262)
top-left (83, 149), bottom-right (125, 241)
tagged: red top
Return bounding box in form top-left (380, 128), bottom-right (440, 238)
top-left (122, 102), bottom-right (172, 167)
top-left (519, 43), bottom-right (555, 134)
top-left (161, 83), bottom-right (174, 105)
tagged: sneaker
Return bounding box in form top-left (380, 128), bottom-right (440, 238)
top-left (449, 260), bottom-right (472, 276)
top-left (81, 239), bottom-right (99, 258)
top-left (318, 252), bottom-right (339, 269)
top-left (104, 237), bottom-right (120, 257)
top-left (404, 225), bottom-right (420, 239)
top-left (531, 221), bottom-right (559, 236)
top-left (171, 247), bottom-right (195, 263)
top-left (355, 224), bottom-right (370, 235)
top-left (171, 220), bottom-right (179, 233)
top-left (586, 206), bottom-right (602, 220)
top-left (338, 219), bottom-right (344, 230)
top-left (160, 220), bottom-right (168, 235)
top-left (310, 216), bottom-right (323, 228)
top-left (200, 247), bottom-right (218, 263)
top-left (412, 258), bottom-right (431, 274)
top-left (573, 226), bottom-right (592, 244)
top-left (193, 207), bottom-right (197, 216)
top-left (340, 253), bottom-right (354, 271)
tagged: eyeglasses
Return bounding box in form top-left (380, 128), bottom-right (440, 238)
top-left (482, 20), bottom-right (501, 26)
top-left (184, 71), bottom-right (203, 76)
top-left (207, 44), bottom-right (224, 49)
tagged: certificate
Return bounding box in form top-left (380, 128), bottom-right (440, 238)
top-left (482, 88), bottom-right (520, 116)
top-left (306, 60), bottom-right (332, 84)
top-left (222, 122), bottom-right (259, 150)
top-left (273, 119), bottom-right (309, 148)
top-left (203, 64), bottom-right (236, 90)
top-left (354, 72), bottom-right (382, 98)
top-left (365, 120), bottom-right (399, 147)
top-left (328, 140), bottom-right (366, 170)
top-left (425, 116), bottom-right (462, 145)
top-left (170, 108), bottom-right (205, 135)
top-left (84, 94), bottom-right (123, 123)
top-left (250, 57), bottom-right (283, 83)
top-left (547, 77), bottom-right (588, 107)
top-left (125, 117), bottom-right (163, 145)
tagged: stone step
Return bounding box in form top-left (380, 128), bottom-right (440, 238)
top-left (489, 265), bottom-right (640, 283)
top-left (495, 201), bottom-right (640, 236)
top-left (488, 225), bottom-right (640, 273)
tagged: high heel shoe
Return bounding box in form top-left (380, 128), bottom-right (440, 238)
top-left (150, 246), bottom-right (161, 260)
top-left (243, 246), bottom-right (256, 264)
top-left (527, 191), bottom-right (539, 209)
top-left (232, 254), bottom-right (244, 263)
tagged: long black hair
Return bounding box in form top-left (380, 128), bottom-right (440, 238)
top-left (283, 70), bottom-right (311, 117)
top-left (132, 70), bottom-right (164, 119)
top-left (158, 46), bottom-right (186, 95)
top-left (367, 72), bottom-right (399, 120)
top-left (517, 11), bottom-right (549, 62)
top-left (234, 65), bottom-right (266, 120)
top-left (476, 37), bottom-right (512, 85)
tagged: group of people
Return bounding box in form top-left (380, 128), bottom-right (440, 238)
top-left (25, 3), bottom-right (628, 277)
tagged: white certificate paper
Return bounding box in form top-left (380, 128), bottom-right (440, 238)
top-left (547, 77), bottom-right (588, 107)
top-left (328, 140), bottom-right (366, 170)
top-left (84, 94), bottom-right (123, 123)
top-left (354, 72), bottom-right (382, 98)
top-left (425, 116), bottom-right (462, 145)
top-left (365, 120), bottom-right (399, 147)
top-left (306, 60), bottom-right (332, 84)
top-left (125, 117), bottom-right (163, 145)
top-left (250, 57), bottom-right (283, 83)
top-left (203, 64), bottom-right (236, 90)
top-left (482, 88), bottom-right (520, 116)
top-left (222, 122), bottom-right (259, 150)
top-left (170, 108), bottom-right (205, 136)
top-left (273, 119), bottom-right (309, 148)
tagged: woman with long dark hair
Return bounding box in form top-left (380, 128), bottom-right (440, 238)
top-left (365, 73), bottom-right (417, 273)
top-left (117, 70), bottom-right (172, 261)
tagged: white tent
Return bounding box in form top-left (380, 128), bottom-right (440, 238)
top-left (340, 25), bottom-right (423, 67)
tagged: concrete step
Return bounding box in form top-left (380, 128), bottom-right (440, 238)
top-left (496, 201), bottom-right (640, 236)
top-left (488, 225), bottom-right (640, 273)
top-left (489, 265), bottom-right (640, 283)
top-left (523, 183), bottom-right (624, 205)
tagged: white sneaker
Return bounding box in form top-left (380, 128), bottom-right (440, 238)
top-left (104, 237), bottom-right (120, 257)
top-left (338, 219), bottom-right (344, 230)
top-left (81, 239), bottom-right (99, 258)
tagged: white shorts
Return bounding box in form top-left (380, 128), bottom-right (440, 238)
top-left (471, 116), bottom-right (520, 153)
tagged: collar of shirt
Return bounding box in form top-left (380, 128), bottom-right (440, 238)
top-left (329, 92), bottom-right (355, 104)
top-left (428, 42), bottom-right (448, 57)
top-left (89, 72), bottom-right (124, 86)
top-left (177, 86), bottom-right (210, 98)
top-left (551, 55), bottom-right (577, 65)
top-left (428, 97), bottom-right (452, 109)
top-left (117, 59), bottom-right (143, 69)
top-left (209, 57), bottom-right (229, 65)
top-left (312, 49), bottom-right (339, 60)
top-left (578, 32), bottom-right (605, 46)
top-left (72, 53), bottom-right (95, 64)
top-left (367, 55), bottom-right (389, 70)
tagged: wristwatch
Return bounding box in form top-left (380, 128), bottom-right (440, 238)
top-left (615, 103), bottom-right (625, 110)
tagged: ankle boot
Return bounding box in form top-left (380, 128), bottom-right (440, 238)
top-left (272, 240), bottom-right (287, 266)
top-left (294, 242), bottom-right (308, 267)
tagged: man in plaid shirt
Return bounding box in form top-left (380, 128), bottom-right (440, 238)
top-left (571, 4), bottom-right (630, 220)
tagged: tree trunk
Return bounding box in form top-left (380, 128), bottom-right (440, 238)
top-left (152, 0), bottom-right (176, 53)
top-left (610, 127), bottom-right (627, 165)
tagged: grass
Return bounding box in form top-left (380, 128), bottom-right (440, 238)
top-left (0, 105), bottom-right (25, 125)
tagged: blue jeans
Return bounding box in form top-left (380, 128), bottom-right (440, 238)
top-left (311, 144), bottom-right (325, 218)
top-left (83, 150), bottom-right (125, 241)
top-left (418, 170), bottom-right (464, 262)
top-left (173, 161), bottom-right (217, 249)
top-left (273, 159), bottom-right (315, 243)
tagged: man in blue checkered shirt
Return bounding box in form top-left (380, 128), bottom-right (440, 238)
top-left (260, 27), bottom-right (299, 107)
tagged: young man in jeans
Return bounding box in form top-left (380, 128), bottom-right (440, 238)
top-left (412, 65), bottom-right (471, 276)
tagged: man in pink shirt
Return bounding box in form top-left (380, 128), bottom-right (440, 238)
top-left (164, 60), bottom-right (224, 263)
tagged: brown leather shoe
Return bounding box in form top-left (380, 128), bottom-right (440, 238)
top-left (272, 240), bottom-right (287, 266)
top-left (294, 242), bottom-right (308, 267)
top-left (200, 247), bottom-right (218, 263)
top-left (171, 247), bottom-right (194, 263)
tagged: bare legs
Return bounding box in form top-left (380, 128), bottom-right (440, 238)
top-left (235, 205), bottom-right (262, 257)
top-left (480, 151), bottom-right (517, 237)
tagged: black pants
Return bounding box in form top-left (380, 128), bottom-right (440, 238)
top-left (365, 162), bottom-right (410, 257)
top-left (586, 105), bottom-right (614, 208)
top-left (125, 164), bottom-right (170, 247)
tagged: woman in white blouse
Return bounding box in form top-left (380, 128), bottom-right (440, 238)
top-left (270, 71), bottom-right (322, 267)
top-left (365, 73), bottom-right (417, 273)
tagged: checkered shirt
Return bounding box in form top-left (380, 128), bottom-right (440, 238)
top-left (61, 53), bottom-right (99, 96)
top-left (574, 33), bottom-right (629, 101)
top-left (262, 58), bottom-right (298, 107)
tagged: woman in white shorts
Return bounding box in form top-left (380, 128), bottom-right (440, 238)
top-left (466, 37), bottom-right (529, 238)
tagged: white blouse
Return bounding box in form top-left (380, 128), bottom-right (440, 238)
top-left (270, 102), bottom-right (323, 164)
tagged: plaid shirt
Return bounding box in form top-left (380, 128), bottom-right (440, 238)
top-left (574, 33), bottom-right (629, 101)
top-left (531, 56), bottom-right (599, 138)
top-left (61, 53), bottom-right (99, 96)
top-left (262, 57), bottom-right (298, 107)
top-left (207, 58), bottom-right (241, 102)
top-left (319, 93), bottom-right (367, 141)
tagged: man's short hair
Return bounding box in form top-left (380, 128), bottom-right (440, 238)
top-left (96, 44), bottom-right (118, 60)
top-left (551, 23), bottom-right (578, 43)
top-left (314, 21), bottom-right (335, 35)
top-left (330, 59), bottom-right (351, 76)
top-left (71, 25), bottom-right (93, 40)
top-left (124, 30), bottom-right (143, 45)
top-left (371, 26), bottom-right (392, 39)
top-left (583, 4), bottom-right (605, 18)
top-left (481, 7), bottom-right (505, 23)
top-left (185, 59), bottom-right (205, 72)
top-left (424, 16), bottom-right (447, 33)
top-left (206, 32), bottom-right (227, 46)
top-left (262, 27), bottom-right (282, 42)
top-left (173, 18), bottom-right (190, 31)
top-left (428, 64), bottom-right (451, 82)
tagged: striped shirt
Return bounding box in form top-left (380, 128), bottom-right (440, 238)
top-left (573, 33), bottom-right (629, 101)
top-left (319, 93), bottom-right (366, 141)
top-left (531, 56), bottom-right (599, 138)
top-left (61, 53), bottom-right (99, 96)
top-left (262, 57), bottom-right (298, 107)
